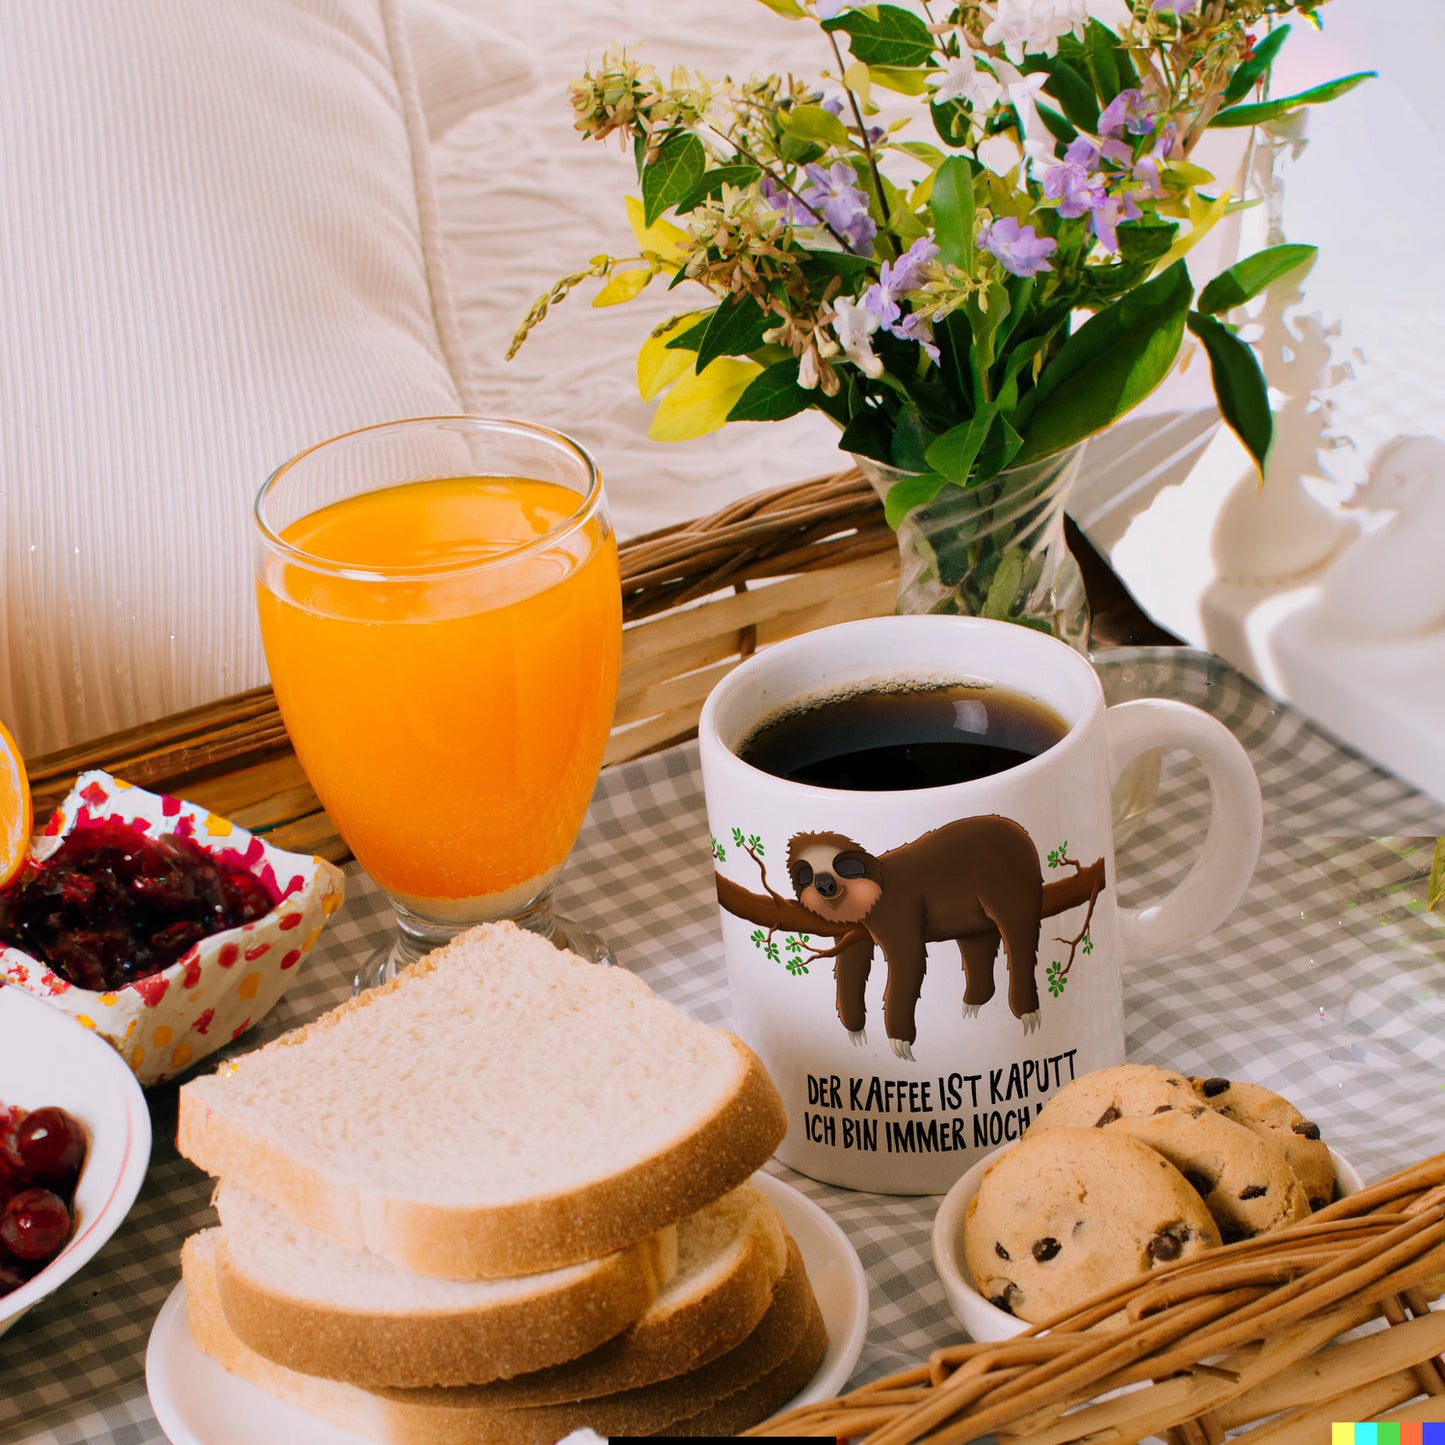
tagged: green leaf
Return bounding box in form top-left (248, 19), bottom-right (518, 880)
top-left (868, 64), bottom-right (933, 96)
top-left (1034, 101), bottom-right (1077, 148)
top-left (1211, 72), bottom-right (1374, 128)
top-left (1021, 55), bottom-right (1099, 134)
top-left (665, 311), bottom-right (714, 351)
top-left (1428, 838), bottom-right (1445, 916)
top-left (695, 294), bottom-right (771, 372)
top-left (726, 357), bottom-right (811, 422)
top-left (673, 164), bottom-right (762, 213)
top-left (981, 547), bottom-right (1028, 620)
top-left (1118, 223), bottom-right (1179, 266)
top-left (929, 156), bottom-right (975, 271)
top-left (753, 0), bottom-right (807, 15)
top-left (1187, 311), bottom-right (1273, 473)
top-left (1082, 21), bottom-right (1120, 103)
top-left (930, 99), bottom-right (972, 149)
top-left (973, 410), bottom-right (1023, 479)
top-left (1013, 260), bottom-right (1192, 465)
top-left (641, 131), bottom-right (707, 226)
top-left (924, 404), bottom-right (998, 489)
top-left (839, 406), bottom-right (894, 464)
top-left (780, 103), bottom-right (852, 149)
top-left (1197, 243), bottom-right (1317, 313)
top-left (895, 139), bottom-right (946, 166)
top-left (882, 469), bottom-right (950, 528)
top-left (1221, 24), bottom-right (1291, 107)
top-left (889, 406), bottom-right (935, 474)
top-left (822, 5), bottom-right (936, 68)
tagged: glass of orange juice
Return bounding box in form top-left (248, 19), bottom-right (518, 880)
top-left (254, 417), bottom-right (622, 989)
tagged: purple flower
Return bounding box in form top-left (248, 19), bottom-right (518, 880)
top-left (979, 216), bottom-right (1057, 277)
top-left (1042, 157), bottom-right (1105, 218)
top-left (860, 280), bottom-right (901, 330)
top-left (893, 311), bottom-right (940, 364)
top-left (1153, 0), bottom-right (1198, 13)
top-left (1063, 135), bottom-right (1101, 170)
top-left (798, 161), bottom-right (877, 254)
top-left (881, 237), bottom-right (940, 295)
top-left (1131, 122), bottom-right (1178, 197)
top-left (1091, 191), bottom-right (1142, 252)
top-left (857, 238), bottom-right (941, 358)
top-left (1099, 88), bottom-right (1157, 139)
top-left (758, 176), bottom-right (816, 227)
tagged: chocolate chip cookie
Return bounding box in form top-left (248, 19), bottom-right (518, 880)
top-left (1111, 1107), bottom-right (1312, 1242)
top-left (1030, 1063), bottom-right (1203, 1131)
top-left (1193, 1076), bottom-right (1335, 1211)
top-left (962, 1126), bottom-right (1221, 1325)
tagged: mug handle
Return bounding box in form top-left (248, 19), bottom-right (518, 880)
top-left (1105, 699), bottom-right (1263, 965)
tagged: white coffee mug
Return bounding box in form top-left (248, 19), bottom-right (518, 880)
top-left (697, 616), bottom-right (1262, 1194)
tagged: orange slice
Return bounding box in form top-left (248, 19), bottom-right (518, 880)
top-left (0, 719), bottom-right (32, 888)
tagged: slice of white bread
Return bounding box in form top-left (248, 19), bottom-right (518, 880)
top-left (182, 1231), bottom-right (827, 1444)
top-left (211, 1180), bottom-right (787, 1389)
top-left (465, 1180), bottom-right (789, 1404)
top-left (211, 1186), bottom-right (676, 1387)
top-left (176, 923), bottom-right (787, 1280)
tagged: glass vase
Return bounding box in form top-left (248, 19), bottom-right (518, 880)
top-left (856, 441), bottom-right (1090, 653)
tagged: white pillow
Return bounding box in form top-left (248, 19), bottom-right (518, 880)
top-left (0, 0), bottom-right (489, 758)
top-left (403, 0), bottom-right (537, 140)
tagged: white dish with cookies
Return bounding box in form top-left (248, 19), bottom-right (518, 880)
top-left (930, 1064), bottom-right (1364, 1344)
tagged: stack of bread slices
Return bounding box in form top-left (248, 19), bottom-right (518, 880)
top-left (175, 923), bottom-right (825, 1443)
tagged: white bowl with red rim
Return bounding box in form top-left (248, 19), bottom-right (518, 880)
top-left (932, 1136), bottom-right (1365, 1343)
top-left (0, 982), bottom-right (152, 1335)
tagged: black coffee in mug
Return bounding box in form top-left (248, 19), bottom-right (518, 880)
top-left (737, 680), bottom-right (1068, 791)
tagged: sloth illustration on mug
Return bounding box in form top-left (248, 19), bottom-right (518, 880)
top-left (713, 815), bottom-right (1107, 1061)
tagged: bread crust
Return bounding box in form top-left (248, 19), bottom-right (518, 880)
top-left (214, 1223), bottom-right (675, 1387)
top-left (430, 1182), bottom-right (789, 1405)
top-left (184, 1232), bottom-right (827, 1444)
top-left (176, 929), bottom-right (789, 1279)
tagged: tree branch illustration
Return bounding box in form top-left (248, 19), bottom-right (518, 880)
top-left (715, 856), bottom-right (1106, 955)
top-left (1047, 852), bottom-right (1107, 973)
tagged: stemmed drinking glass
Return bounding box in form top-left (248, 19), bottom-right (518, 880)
top-left (253, 417), bottom-right (622, 990)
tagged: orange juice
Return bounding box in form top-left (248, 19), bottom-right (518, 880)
top-left (256, 477), bottom-right (621, 908)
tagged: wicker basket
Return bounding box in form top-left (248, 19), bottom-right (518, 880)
top-left (752, 1155), bottom-right (1445, 1443)
top-left (24, 466), bottom-right (898, 859)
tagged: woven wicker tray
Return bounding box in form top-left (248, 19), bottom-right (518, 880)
top-left (24, 467), bottom-right (900, 859)
top-left (755, 1155), bottom-right (1445, 1443)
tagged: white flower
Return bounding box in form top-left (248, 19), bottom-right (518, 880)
top-left (931, 55), bottom-right (1003, 111)
top-left (981, 0), bottom-right (1088, 63)
top-left (830, 296), bottom-right (884, 378)
top-left (977, 133), bottom-right (1024, 176)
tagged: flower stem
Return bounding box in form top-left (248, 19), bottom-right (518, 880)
top-left (826, 29), bottom-right (896, 254)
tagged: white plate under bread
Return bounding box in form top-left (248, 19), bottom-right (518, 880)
top-left (147, 1172), bottom-right (868, 1445)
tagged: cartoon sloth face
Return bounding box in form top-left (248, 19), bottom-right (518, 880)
top-left (787, 833), bottom-right (883, 925)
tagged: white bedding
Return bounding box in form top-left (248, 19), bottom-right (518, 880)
top-left (427, 0), bottom-right (849, 541)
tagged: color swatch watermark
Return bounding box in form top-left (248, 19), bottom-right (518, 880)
top-left (1332, 1424), bottom-right (1445, 1443)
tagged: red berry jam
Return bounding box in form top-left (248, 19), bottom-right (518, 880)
top-left (0, 1101), bottom-right (87, 1296)
top-left (0, 819), bottom-right (277, 991)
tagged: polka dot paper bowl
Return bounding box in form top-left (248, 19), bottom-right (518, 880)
top-left (0, 771), bottom-right (345, 1085)
top-left (931, 1139), bottom-right (1364, 1343)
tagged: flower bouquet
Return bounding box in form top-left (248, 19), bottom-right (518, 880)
top-left (512, 0), bottom-right (1368, 635)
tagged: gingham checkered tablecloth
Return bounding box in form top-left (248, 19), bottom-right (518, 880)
top-left (4, 647), bottom-right (1444, 1444)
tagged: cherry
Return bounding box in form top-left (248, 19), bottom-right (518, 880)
top-left (0, 818), bottom-right (282, 989)
top-left (0, 1187), bottom-right (72, 1263)
top-left (0, 1257), bottom-right (30, 1294)
top-left (16, 1108), bottom-right (86, 1189)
